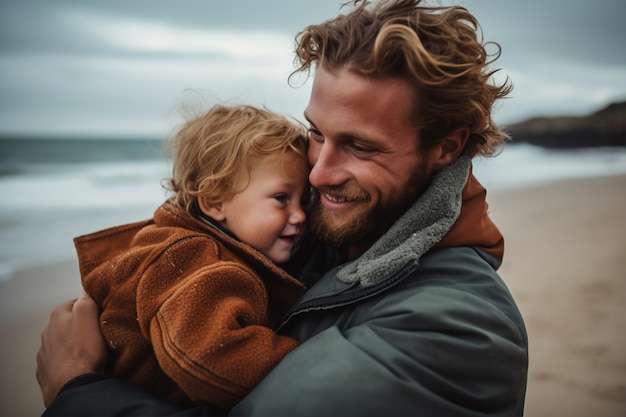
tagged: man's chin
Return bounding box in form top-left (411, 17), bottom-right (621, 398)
top-left (310, 207), bottom-right (375, 248)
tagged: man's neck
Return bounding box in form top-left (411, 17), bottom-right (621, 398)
top-left (348, 244), bottom-right (369, 260)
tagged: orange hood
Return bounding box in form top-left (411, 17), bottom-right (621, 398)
top-left (433, 171), bottom-right (504, 261)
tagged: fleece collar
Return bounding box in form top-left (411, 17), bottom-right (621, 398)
top-left (432, 165), bottom-right (504, 261)
top-left (336, 155), bottom-right (503, 287)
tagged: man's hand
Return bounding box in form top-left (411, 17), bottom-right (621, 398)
top-left (36, 292), bottom-right (108, 407)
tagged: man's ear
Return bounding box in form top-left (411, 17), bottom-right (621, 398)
top-left (198, 197), bottom-right (226, 222)
top-left (429, 127), bottom-right (469, 171)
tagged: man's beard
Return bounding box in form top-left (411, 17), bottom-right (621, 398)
top-left (309, 162), bottom-right (431, 248)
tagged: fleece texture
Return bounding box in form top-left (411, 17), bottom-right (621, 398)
top-left (75, 202), bottom-right (305, 408)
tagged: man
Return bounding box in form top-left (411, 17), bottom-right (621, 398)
top-left (37, 0), bottom-right (528, 416)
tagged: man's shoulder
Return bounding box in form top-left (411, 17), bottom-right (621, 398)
top-left (398, 246), bottom-right (525, 334)
top-left (409, 246), bottom-right (511, 299)
top-left (431, 242), bottom-right (501, 265)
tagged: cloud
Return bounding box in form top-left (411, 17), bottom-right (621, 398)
top-left (0, 2), bottom-right (308, 137)
top-left (1, 0), bottom-right (625, 137)
top-left (59, 9), bottom-right (293, 60)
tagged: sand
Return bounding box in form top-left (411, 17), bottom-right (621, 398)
top-left (0, 260), bottom-right (82, 417)
top-left (1, 174), bottom-right (625, 417)
top-left (488, 174), bottom-right (626, 416)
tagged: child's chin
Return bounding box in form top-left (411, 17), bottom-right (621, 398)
top-left (269, 251), bottom-right (291, 265)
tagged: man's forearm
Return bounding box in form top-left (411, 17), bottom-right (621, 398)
top-left (43, 377), bottom-right (222, 416)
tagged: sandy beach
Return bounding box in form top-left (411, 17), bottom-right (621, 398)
top-left (1, 174), bottom-right (625, 417)
top-left (488, 174), bottom-right (626, 416)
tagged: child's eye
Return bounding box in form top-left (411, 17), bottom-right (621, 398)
top-left (273, 194), bottom-right (288, 204)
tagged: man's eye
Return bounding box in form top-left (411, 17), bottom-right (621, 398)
top-left (307, 128), bottom-right (323, 142)
top-left (350, 143), bottom-right (373, 154)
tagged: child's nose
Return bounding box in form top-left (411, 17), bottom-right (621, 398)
top-left (290, 204), bottom-right (306, 225)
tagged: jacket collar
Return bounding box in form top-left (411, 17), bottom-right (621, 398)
top-left (432, 168), bottom-right (504, 261)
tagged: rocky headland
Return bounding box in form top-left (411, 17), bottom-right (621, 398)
top-left (504, 101), bottom-right (626, 148)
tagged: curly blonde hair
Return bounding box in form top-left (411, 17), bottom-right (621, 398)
top-left (292, 0), bottom-right (512, 157)
top-left (165, 104), bottom-right (308, 211)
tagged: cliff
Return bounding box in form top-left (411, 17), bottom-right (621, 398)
top-left (504, 101), bottom-right (626, 148)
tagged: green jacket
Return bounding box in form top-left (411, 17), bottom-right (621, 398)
top-left (43, 156), bottom-right (528, 417)
top-left (231, 155), bottom-right (527, 416)
top-left (232, 246), bottom-right (527, 416)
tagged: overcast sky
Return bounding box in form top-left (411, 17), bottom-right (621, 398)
top-left (1, 0), bottom-right (625, 138)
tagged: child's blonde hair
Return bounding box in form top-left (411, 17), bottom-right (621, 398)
top-left (166, 104), bottom-right (308, 211)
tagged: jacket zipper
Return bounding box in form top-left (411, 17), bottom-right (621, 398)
top-left (277, 259), bottom-right (419, 331)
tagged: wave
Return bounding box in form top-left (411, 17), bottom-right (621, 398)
top-left (1, 160), bottom-right (170, 211)
top-left (473, 144), bottom-right (626, 191)
top-left (1, 142), bottom-right (626, 280)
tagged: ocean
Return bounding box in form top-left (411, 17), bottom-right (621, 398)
top-left (0, 138), bottom-right (171, 280)
top-left (1, 138), bottom-right (626, 281)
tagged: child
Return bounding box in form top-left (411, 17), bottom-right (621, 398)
top-left (74, 104), bottom-right (310, 410)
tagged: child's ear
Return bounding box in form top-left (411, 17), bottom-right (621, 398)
top-left (198, 197), bottom-right (225, 222)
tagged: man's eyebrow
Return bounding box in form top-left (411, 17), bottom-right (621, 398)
top-left (302, 111), bottom-right (383, 147)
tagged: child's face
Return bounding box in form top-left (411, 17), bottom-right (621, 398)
top-left (211, 152), bottom-right (309, 264)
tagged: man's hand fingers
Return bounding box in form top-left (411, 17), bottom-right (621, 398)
top-left (36, 294), bottom-right (108, 407)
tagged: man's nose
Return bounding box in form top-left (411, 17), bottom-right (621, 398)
top-left (308, 141), bottom-right (347, 188)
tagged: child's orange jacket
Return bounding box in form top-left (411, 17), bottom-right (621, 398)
top-left (75, 202), bottom-right (306, 409)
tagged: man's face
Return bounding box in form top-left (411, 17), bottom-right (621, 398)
top-left (304, 66), bottom-right (437, 250)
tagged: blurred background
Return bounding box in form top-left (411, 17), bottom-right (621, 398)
top-left (1, 0), bottom-right (625, 135)
top-left (0, 1), bottom-right (625, 416)
top-left (1, 0), bottom-right (625, 274)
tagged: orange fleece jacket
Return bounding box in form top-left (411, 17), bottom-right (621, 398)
top-left (75, 202), bottom-right (306, 408)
